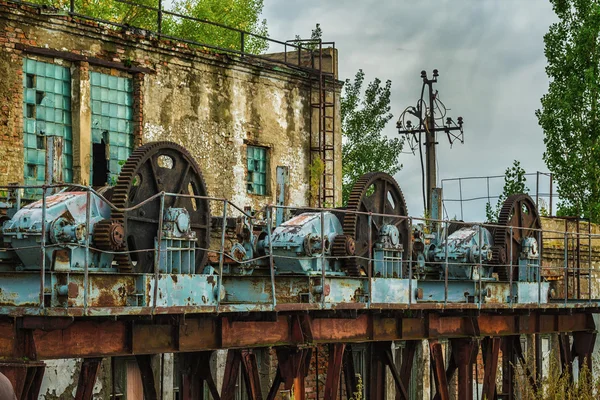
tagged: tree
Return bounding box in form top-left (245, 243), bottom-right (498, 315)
top-left (536, 0), bottom-right (600, 222)
top-left (485, 160), bottom-right (529, 222)
top-left (341, 70), bottom-right (403, 205)
top-left (32, 0), bottom-right (268, 54)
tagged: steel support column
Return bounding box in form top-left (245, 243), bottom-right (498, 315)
top-left (342, 345), bottom-right (357, 400)
top-left (74, 358), bottom-right (102, 400)
top-left (221, 350), bottom-right (242, 400)
top-left (240, 350), bottom-right (263, 400)
top-left (275, 347), bottom-right (312, 400)
top-left (481, 337), bottom-right (501, 400)
top-left (399, 340), bottom-right (417, 394)
top-left (430, 340), bottom-right (450, 400)
top-left (180, 352), bottom-right (220, 400)
top-left (0, 361), bottom-right (45, 400)
top-left (135, 355), bottom-right (158, 400)
top-left (572, 331), bottom-right (596, 374)
top-left (369, 342), bottom-right (387, 400)
top-left (324, 343), bottom-right (345, 400)
top-left (450, 338), bottom-right (477, 400)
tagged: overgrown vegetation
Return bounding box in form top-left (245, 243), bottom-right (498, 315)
top-left (341, 70), bottom-right (403, 205)
top-left (536, 0), bottom-right (600, 222)
top-left (485, 160), bottom-right (529, 222)
top-left (30, 0), bottom-right (269, 54)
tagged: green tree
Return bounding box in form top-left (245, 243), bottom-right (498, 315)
top-left (32, 0), bottom-right (268, 54)
top-left (485, 160), bottom-right (529, 222)
top-left (341, 69), bottom-right (403, 205)
top-left (536, 0), bottom-right (600, 222)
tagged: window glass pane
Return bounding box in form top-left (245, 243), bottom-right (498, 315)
top-left (246, 146), bottom-right (268, 195)
top-left (89, 71), bottom-right (134, 183)
top-left (22, 58), bottom-right (72, 198)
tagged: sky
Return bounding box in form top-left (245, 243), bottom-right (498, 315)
top-left (262, 0), bottom-right (558, 221)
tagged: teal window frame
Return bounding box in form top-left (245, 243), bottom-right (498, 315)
top-left (22, 58), bottom-right (72, 198)
top-left (90, 71), bottom-right (134, 184)
top-left (247, 145), bottom-right (268, 195)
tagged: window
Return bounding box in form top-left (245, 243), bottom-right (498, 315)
top-left (22, 58), bottom-right (72, 197)
top-left (246, 146), bottom-right (268, 195)
top-left (90, 71), bottom-right (134, 184)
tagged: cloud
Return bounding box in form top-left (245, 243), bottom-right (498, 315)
top-left (262, 0), bottom-right (557, 220)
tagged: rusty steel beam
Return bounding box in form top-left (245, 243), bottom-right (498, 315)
top-left (221, 350), bottom-right (242, 400)
top-left (180, 352), bottom-right (220, 400)
top-left (369, 342), bottom-right (387, 400)
top-left (399, 340), bottom-right (417, 394)
top-left (0, 312), bottom-right (595, 361)
top-left (572, 331), bottom-right (596, 374)
top-left (135, 355), bottom-right (158, 400)
top-left (513, 336), bottom-right (538, 392)
top-left (450, 339), bottom-right (477, 400)
top-left (342, 345), bottom-right (358, 400)
top-left (500, 336), bottom-right (515, 400)
top-left (0, 362), bottom-right (45, 400)
top-left (276, 347), bottom-right (312, 400)
top-left (240, 350), bottom-right (263, 400)
top-left (74, 358), bottom-right (102, 400)
top-left (382, 343), bottom-right (409, 400)
top-left (481, 337), bottom-right (501, 400)
top-left (430, 340), bottom-right (450, 400)
top-left (266, 367), bottom-right (282, 400)
top-left (324, 343), bottom-right (345, 400)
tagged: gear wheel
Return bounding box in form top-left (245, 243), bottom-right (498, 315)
top-left (331, 234), bottom-right (355, 258)
top-left (342, 172), bottom-right (409, 277)
top-left (491, 193), bottom-right (541, 281)
top-left (93, 219), bottom-right (125, 251)
top-left (111, 141), bottom-right (211, 273)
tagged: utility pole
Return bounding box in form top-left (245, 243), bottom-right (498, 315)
top-left (397, 69), bottom-right (464, 217)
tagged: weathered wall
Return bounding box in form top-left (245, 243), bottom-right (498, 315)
top-left (0, 1), bottom-right (343, 211)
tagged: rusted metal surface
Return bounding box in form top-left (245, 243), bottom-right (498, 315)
top-left (0, 361), bottom-right (45, 400)
top-left (429, 340), bottom-right (450, 400)
top-left (276, 347), bottom-right (312, 400)
top-left (450, 339), bottom-right (476, 400)
top-left (323, 343), bottom-right (345, 400)
top-left (136, 355), bottom-right (158, 400)
top-left (180, 351), bottom-right (220, 400)
top-left (74, 358), bottom-right (102, 400)
top-left (240, 350), bottom-right (263, 400)
top-left (481, 337), bottom-right (500, 400)
top-left (369, 342), bottom-right (387, 400)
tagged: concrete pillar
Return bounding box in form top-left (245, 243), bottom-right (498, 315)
top-left (71, 61), bottom-right (91, 185)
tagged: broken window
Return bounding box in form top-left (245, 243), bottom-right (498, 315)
top-left (247, 145), bottom-right (268, 195)
top-left (90, 71), bottom-right (134, 185)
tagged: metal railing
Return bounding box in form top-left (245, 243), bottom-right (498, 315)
top-left (0, 183), bottom-right (598, 315)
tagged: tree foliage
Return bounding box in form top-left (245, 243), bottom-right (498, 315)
top-left (32, 0), bottom-right (268, 54)
top-left (536, 0), bottom-right (600, 222)
top-left (341, 69), bottom-right (403, 205)
top-left (486, 160), bottom-right (529, 222)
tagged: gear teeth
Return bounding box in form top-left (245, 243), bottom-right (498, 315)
top-left (340, 172), bottom-right (409, 277)
top-left (111, 141), bottom-right (211, 273)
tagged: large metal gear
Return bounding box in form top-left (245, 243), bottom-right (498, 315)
top-left (342, 172), bottom-right (410, 277)
top-left (111, 141), bottom-right (211, 273)
top-left (491, 193), bottom-right (541, 281)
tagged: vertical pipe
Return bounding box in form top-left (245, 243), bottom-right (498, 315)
top-left (408, 217), bottom-right (413, 307)
top-left (564, 231), bottom-right (568, 306)
top-left (576, 219), bottom-right (581, 300)
top-left (39, 186), bottom-right (47, 309)
top-left (157, 0), bottom-right (163, 35)
top-left (549, 174), bottom-right (553, 216)
top-left (153, 192), bottom-right (165, 311)
top-left (368, 213), bottom-right (372, 309)
top-left (536, 171), bottom-right (540, 208)
top-left (69, 0), bottom-right (74, 14)
top-left (537, 227), bottom-right (542, 306)
top-left (217, 201), bottom-right (228, 311)
top-left (478, 225), bottom-right (483, 308)
top-left (267, 206), bottom-right (276, 308)
top-left (320, 210), bottom-right (326, 308)
top-left (284, 43), bottom-right (287, 63)
top-left (459, 178), bottom-right (464, 221)
top-left (509, 226), bottom-right (513, 307)
top-left (486, 177), bottom-right (490, 207)
top-left (240, 32), bottom-right (245, 55)
top-left (84, 189), bottom-right (91, 312)
top-left (444, 219), bottom-right (449, 306)
top-left (589, 221), bottom-right (592, 304)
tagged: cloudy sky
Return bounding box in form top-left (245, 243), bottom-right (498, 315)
top-left (262, 0), bottom-right (558, 221)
